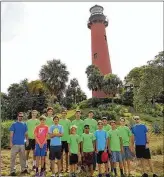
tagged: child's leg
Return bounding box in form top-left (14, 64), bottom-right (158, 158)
top-left (70, 165), bottom-right (73, 173)
top-left (105, 162), bottom-right (109, 174)
top-left (41, 157), bottom-right (45, 172)
top-left (51, 160), bottom-right (55, 174)
top-left (123, 160), bottom-right (127, 174)
top-left (57, 159), bottom-right (61, 175)
top-left (98, 164), bottom-right (102, 174)
top-left (74, 164), bottom-right (77, 173)
top-left (36, 156), bottom-right (40, 173)
top-left (119, 162), bottom-right (124, 175)
top-left (89, 164), bottom-right (94, 176)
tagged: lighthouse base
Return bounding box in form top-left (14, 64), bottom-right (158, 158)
top-left (92, 91), bottom-right (107, 98)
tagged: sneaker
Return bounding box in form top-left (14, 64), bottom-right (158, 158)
top-left (98, 174), bottom-right (103, 177)
top-left (142, 173), bottom-right (148, 177)
top-left (21, 169), bottom-right (29, 174)
top-left (51, 175), bottom-right (56, 177)
top-left (153, 174), bottom-right (158, 177)
top-left (58, 173), bottom-right (63, 177)
top-left (106, 174), bottom-right (111, 177)
top-left (40, 171), bottom-right (45, 177)
top-left (32, 165), bottom-right (36, 170)
top-left (35, 172), bottom-right (40, 177)
top-left (10, 172), bottom-right (16, 176)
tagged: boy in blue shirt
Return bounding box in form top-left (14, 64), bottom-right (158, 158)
top-left (95, 120), bottom-right (110, 177)
top-left (49, 115), bottom-right (64, 177)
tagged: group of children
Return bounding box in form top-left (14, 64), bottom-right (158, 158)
top-left (23, 108), bottom-right (134, 177)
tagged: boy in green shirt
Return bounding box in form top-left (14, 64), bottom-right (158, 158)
top-left (67, 125), bottom-right (81, 177)
top-left (102, 117), bottom-right (111, 132)
top-left (108, 120), bottom-right (125, 177)
top-left (25, 110), bottom-right (40, 170)
top-left (118, 117), bottom-right (133, 176)
top-left (71, 110), bottom-right (84, 173)
top-left (84, 110), bottom-right (97, 133)
top-left (59, 109), bottom-right (71, 173)
top-left (81, 125), bottom-right (95, 177)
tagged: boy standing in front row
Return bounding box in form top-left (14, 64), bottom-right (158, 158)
top-left (49, 115), bottom-right (64, 177)
top-left (95, 120), bottom-right (110, 177)
top-left (34, 116), bottom-right (49, 177)
top-left (108, 120), bottom-right (125, 177)
top-left (67, 125), bottom-right (81, 177)
top-left (81, 124), bottom-right (96, 177)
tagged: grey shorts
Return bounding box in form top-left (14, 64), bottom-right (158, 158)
top-left (111, 151), bottom-right (122, 162)
top-left (122, 146), bottom-right (132, 160)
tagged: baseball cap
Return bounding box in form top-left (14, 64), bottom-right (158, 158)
top-left (88, 110), bottom-right (94, 114)
top-left (70, 125), bottom-right (77, 129)
top-left (102, 117), bottom-right (107, 120)
top-left (101, 152), bottom-right (108, 163)
top-left (76, 110), bottom-right (81, 113)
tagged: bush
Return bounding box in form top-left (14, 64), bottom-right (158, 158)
top-left (71, 104), bottom-right (78, 109)
top-left (79, 100), bottom-right (89, 109)
top-left (1, 120), bottom-right (14, 148)
top-left (53, 103), bottom-right (62, 113)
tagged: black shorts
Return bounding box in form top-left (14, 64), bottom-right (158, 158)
top-left (25, 139), bottom-right (35, 150)
top-left (135, 145), bottom-right (151, 159)
top-left (69, 154), bottom-right (78, 165)
top-left (49, 146), bottom-right (62, 160)
top-left (47, 139), bottom-right (51, 151)
top-left (61, 141), bottom-right (69, 153)
top-left (97, 151), bottom-right (108, 164)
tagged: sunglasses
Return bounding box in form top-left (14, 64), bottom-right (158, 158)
top-left (19, 116), bottom-right (23, 118)
top-left (134, 118), bottom-right (139, 120)
top-left (85, 127), bottom-right (89, 129)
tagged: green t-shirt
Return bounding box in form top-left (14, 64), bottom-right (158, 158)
top-left (103, 124), bottom-right (111, 132)
top-left (45, 116), bottom-right (54, 139)
top-left (67, 134), bottom-right (81, 154)
top-left (59, 118), bottom-right (71, 141)
top-left (81, 133), bottom-right (96, 152)
top-left (108, 129), bottom-right (121, 151)
top-left (45, 117), bottom-right (53, 127)
top-left (117, 126), bottom-right (132, 146)
top-left (83, 118), bottom-right (97, 133)
top-left (26, 119), bottom-right (40, 139)
top-left (71, 119), bottom-right (84, 136)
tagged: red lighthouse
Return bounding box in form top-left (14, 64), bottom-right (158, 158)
top-left (88, 5), bottom-right (112, 98)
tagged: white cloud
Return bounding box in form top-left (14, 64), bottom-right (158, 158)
top-left (1, 2), bottom-right (163, 98)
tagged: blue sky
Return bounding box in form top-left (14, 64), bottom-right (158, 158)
top-left (1, 2), bottom-right (163, 98)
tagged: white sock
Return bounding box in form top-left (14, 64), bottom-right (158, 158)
top-left (26, 160), bottom-right (28, 166)
top-left (33, 160), bottom-right (36, 166)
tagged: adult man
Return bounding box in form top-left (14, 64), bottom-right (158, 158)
top-left (118, 117), bottom-right (133, 176)
top-left (132, 116), bottom-right (158, 177)
top-left (9, 112), bottom-right (29, 176)
top-left (49, 115), bottom-right (63, 177)
top-left (71, 110), bottom-right (84, 172)
top-left (25, 110), bottom-right (40, 170)
top-left (59, 109), bottom-right (71, 173)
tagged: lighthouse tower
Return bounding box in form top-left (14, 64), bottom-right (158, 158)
top-left (88, 5), bottom-right (112, 98)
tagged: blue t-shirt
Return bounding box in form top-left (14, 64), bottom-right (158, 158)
top-left (131, 124), bottom-right (148, 145)
top-left (9, 122), bottom-right (27, 145)
top-left (49, 124), bottom-right (63, 146)
top-left (94, 129), bottom-right (108, 151)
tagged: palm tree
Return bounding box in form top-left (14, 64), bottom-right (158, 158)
top-left (39, 59), bottom-right (69, 103)
top-left (102, 74), bottom-right (122, 100)
top-left (85, 65), bottom-right (103, 91)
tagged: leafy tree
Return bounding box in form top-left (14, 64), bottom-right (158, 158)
top-left (63, 78), bottom-right (87, 108)
top-left (133, 51), bottom-right (164, 112)
top-left (1, 92), bottom-right (10, 120)
top-left (102, 74), bottom-right (123, 97)
top-left (28, 80), bottom-right (47, 94)
top-left (39, 59), bottom-right (69, 102)
top-left (85, 65), bottom-right (103, 91)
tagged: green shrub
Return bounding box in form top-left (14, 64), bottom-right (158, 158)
top-left (53, 103), bottom-right (62, 113)
top-left (123, 113), bottom-right (132, 117)
top-left (79, 100), bottom-right (89, 109)
top-left (71, 104), bottom-right (78, 109)
top-left (1, 120), bottom-right (14, 148)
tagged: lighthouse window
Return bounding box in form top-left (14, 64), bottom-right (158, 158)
top-left (104, 35), bottom-right (107, 41)
top-left (94, 53), bottom-right (98, 59)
